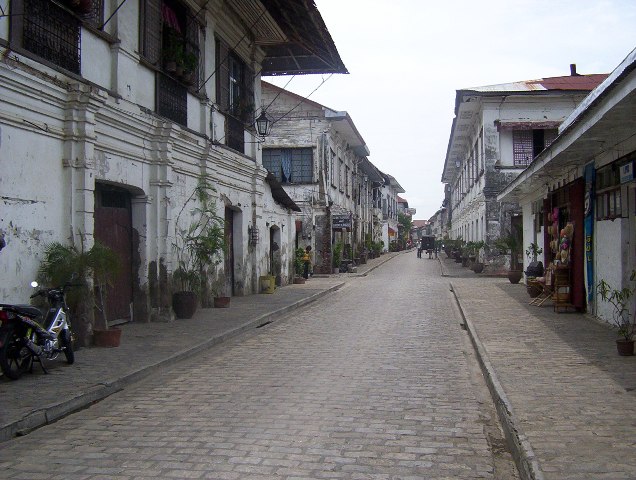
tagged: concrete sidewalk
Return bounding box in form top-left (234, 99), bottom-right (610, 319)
top-left (0, 253), bottom-right (398, 443)
top-left (440, 254), bottom-right (636, 480)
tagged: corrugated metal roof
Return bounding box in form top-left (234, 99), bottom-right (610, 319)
top-left (465, 74), bottom-right (608, 93)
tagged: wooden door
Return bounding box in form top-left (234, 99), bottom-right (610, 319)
top-left (94, 185), bottom-right (133, 323)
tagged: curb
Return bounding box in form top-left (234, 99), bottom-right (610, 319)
top-left (449, 281), bottom-right (544, 480)
top-left (1, 282), bottom-right (345, 442)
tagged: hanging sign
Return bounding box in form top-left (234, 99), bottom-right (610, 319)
top-left (620, 161), bottom-right (634, 184)
top-left (332, 214), bottom-right (352, 230)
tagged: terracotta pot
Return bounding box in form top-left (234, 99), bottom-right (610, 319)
top-left (616, 339), bottom-right (634, 356)
top-left (508, 270), bottom-right (523, 284)
top-left (93, 328), bottom-right (121, 348)
top-left (172, 291), bottom-right (197, 319)
top-left (472, 262), bottom-right (484, 274)
top-left (213, 296), bottom-right (231, 308)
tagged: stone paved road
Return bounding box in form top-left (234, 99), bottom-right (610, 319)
top-left (0, 253), bottom-right (517, 479)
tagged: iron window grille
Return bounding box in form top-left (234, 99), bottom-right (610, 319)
top-left (11, 0), bottom-right (81, 74)
top-left (157, 72), bottom-right (187, 125)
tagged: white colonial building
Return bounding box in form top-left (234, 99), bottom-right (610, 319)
top-left (0, 0), bottom-right (346, 344)
top-left (499, 49), bottom-right (636, 315)
top-left (441, 67), bottom-right (607, 269)
top-left (260, 81), bottom-right (385, 272)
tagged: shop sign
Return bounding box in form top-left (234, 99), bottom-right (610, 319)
top-left (332, 214), bottom-right (352, 230)
top-left (619, 161), bottom-right (634, 184)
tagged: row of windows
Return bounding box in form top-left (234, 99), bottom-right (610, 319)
top-left (11, 0), bottom-right (250, 152)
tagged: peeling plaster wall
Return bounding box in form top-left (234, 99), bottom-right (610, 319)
top-left (0, 1), bottom-right (292, 318)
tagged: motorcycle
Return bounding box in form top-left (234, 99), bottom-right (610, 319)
top-left (0, 280), bottom-right (76, 380)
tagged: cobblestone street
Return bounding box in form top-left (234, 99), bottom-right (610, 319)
top-left (0, 253), bottom-right (517, 479)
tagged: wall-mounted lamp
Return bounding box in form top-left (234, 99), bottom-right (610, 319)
top-left (248, 225), bottom-right (259, 246)
top-left (255, 111), bottom-right (272, 137)
top-left (455, 160), bottom-right (461, 168)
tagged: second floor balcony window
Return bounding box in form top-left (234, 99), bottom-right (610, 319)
top-left (513, 129), bottom-right (557, 167)
top-left (263, 148), bottom-right (313, 184)
top-left (140, 0), bottom-right (201, 125)
top-left (216, 39), bottom-right (254, 154)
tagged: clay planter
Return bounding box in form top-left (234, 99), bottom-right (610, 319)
top-left (472, 262), bottom-right (484, 274)
top-left (508, 270), bottom-right (523, 284)
top-left (293, 277), bottom-right (306, 284)
top-left (616, 339), bottom-right (634, 356)
top-left (93, 328), bottom-right (121, 348)
top-left (213, 296), bottom-right (231, 308)
top-left (172, 291), bottom-right (198, 319)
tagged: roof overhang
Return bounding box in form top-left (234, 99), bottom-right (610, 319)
top-left (325, 110), bottom-right (370, 156)
top-left (358, 157), bottom-right (384, 183)
top-left (498, 48), bottom-right (636, 203)
top-left (265, 173), bottom-right (302, 211)
top-left (251, 0), bottom-right (348, 76)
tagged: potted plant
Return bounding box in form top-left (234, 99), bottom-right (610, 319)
top-left (172, 177), bottom-right (226, 318)
top-left (525, 242), bottom-right (544, 297)
top-left (468, 241), bottom-right (486, 273)
top-left (181, 51), bottom-right (198, 86)
top-left (38, 238), bottom-right (121, 347)
top-left (333, 242), bottom-right (343, 274)
top-left (495, 230), bottom-right (523, 284)
top-left (293, 247), bottom-right (306, 283)
top-left (597, 271), bottom-right (636, 356)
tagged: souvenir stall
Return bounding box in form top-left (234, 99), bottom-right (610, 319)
top-left (543, 179), bottom-right (586, 311)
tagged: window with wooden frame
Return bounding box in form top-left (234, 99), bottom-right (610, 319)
top-left (596, 164), bottom-right (622, 220)
top-left (262, 148), bottom-right (313, 184)
top-left (140, 0), bottom-right (201, 125)
top-left (330, 148), bottom-right (336, 187)
top-left (339, 159), bottom-right (344, 192)
top-left (345, 166), bottom-right (351, 197)
top-left (215, 38), bottom-right (254, 153)
top-left (10, 0), bottom-right (81, 74)
top-left (513, 129), bottom-right (558, 167)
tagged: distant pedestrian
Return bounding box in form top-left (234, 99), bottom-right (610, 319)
top-left (302, 245), bottom-right (312, 279)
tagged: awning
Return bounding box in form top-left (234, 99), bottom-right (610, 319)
top-left (265, 173), bottom-right (301, 212)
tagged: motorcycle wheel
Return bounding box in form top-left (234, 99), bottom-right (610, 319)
top-left (0, 325), bottom-right (34, 380)
top-left (59, 329), bottom-right (75, 365)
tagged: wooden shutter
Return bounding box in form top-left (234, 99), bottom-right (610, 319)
top-left (216, 38), bottom-right (230, 112)
top-left (141, 0), bottom-right (162, 65)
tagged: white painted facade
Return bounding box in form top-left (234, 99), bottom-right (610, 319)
top-left (260, 82), bottom-right (384, 272)
top-left (0, 1), bottom-right (339, 339)
top-left (442, 73), bottom-right (606, 272)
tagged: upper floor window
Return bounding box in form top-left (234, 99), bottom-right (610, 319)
top-left (513, 129), bottom-right (557, 167)
top-left (215, 39), bottom-right (254, 153)
top-left (263, 148), bottom-right (313, 184)
top-left (10, 0), bottom-right (85, 74)
top-left (140, 0), bottom-right (201, 125)
top-left (330, 148), bottom-right (336, 187)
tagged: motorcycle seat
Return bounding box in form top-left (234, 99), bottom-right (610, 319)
top-left (0, 304), bottom-right (42, 319)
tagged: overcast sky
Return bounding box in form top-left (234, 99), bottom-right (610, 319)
top-left (265, 0), bottom-right (636, 221)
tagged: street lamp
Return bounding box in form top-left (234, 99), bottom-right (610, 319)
top-left (255, 111), bottom-right (272, 137)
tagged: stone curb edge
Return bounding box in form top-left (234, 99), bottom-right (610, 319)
top-left (449, 281), bottom-right (545, 480)
top-left (1, 282), bottom-right (345, 443)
